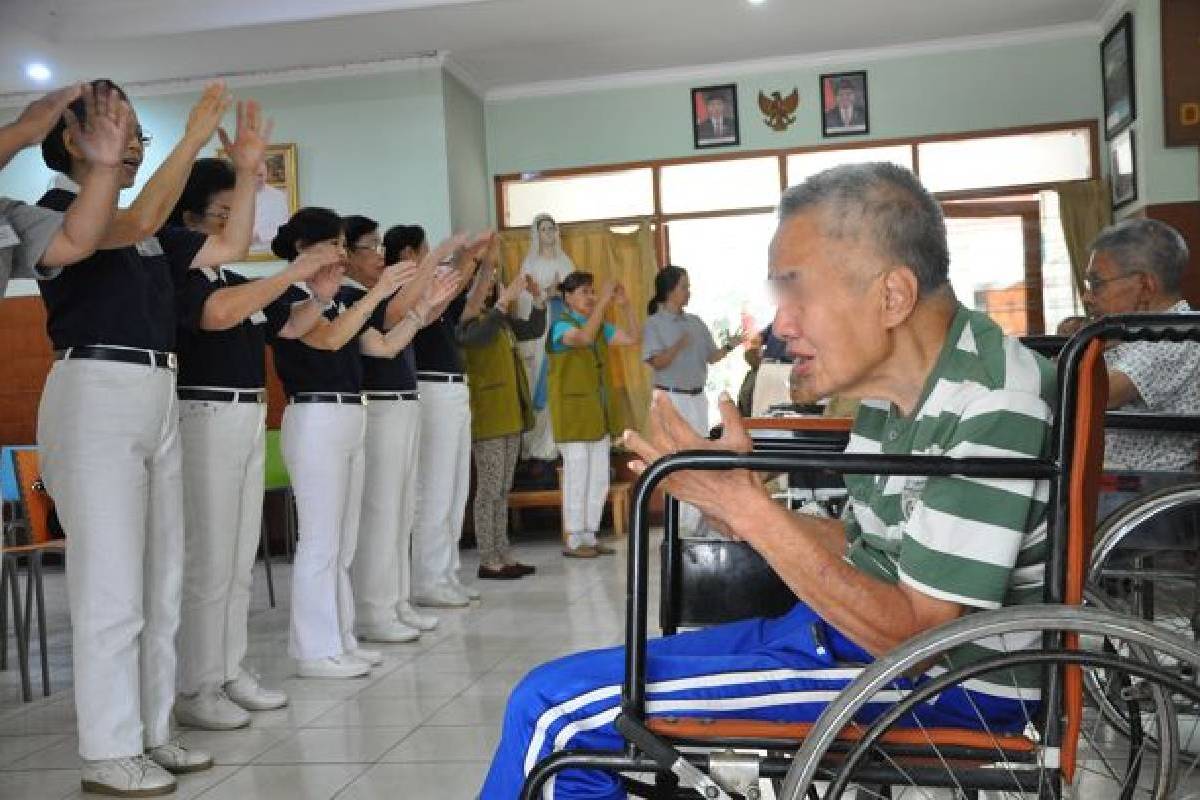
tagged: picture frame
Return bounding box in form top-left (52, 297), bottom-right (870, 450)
top-left (691, 84), bottom-right (740, 149)
top-left (1101, 13), bottom-right (1136, 140)
top-left (820, 71), bottom-right (869, 137)
top-left (1109, 127), bottom-right (1137, 209)
top-left (217, 142), bottom-right (299, 261)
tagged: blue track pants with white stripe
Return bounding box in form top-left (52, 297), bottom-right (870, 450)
top-left (481, 601), bottom-right (1034, 799)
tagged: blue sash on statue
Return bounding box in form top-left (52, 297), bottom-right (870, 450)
top-left (532, 295), bottom-right (565, 410)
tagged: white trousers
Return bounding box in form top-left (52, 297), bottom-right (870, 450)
top-left (664, 391), bottom-right (709, 535)
top-left (176, 399), bottom-right (266, 693)
top-left (559, 437), bottom-right (611, 535)
top-left (351, 398), bottom-right (421, 628)
top-left (281, 403), bottom-right (366, 660)
top-left (412, 381), bottom-right (471, 593)
top-left (37, 359), bottom-right (183, 760)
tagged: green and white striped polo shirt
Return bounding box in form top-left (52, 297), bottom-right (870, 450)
top-left (842, 303), bottom-right (1056, 693)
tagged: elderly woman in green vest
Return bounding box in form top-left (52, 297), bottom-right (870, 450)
top-left (457, 256), bottom-right (546, 579)
top-left (548, 271), bottom-right (640, 558)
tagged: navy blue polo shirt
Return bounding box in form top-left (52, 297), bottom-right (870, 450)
top-left (412, 292), bottom-right (467, 375)
top-left (270, 288), bottom-right (385, 396)
top-left (336, 283), bottom-right (417, 392)
top-left (37, 188), bottom-right (207, 351)
top-left (176, 267), bottom-right (310, 389)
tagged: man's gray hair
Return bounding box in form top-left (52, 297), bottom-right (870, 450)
top-left (1090, 218), bottom-right (1190, 294)
top-left (778, 162), bottom-right (949, 295)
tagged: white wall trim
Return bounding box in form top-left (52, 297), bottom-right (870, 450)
top-left (485, 21), bottom-right (1101, 102)
top-left (0, 51), bottom-right (447, 108)
top-left (1097, 0), bottom-right (1135, 35)
top-left (442, 55), bottom-right (486, 99)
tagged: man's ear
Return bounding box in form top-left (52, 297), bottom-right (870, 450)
top-left (880, 266), bottom-right (919, 329)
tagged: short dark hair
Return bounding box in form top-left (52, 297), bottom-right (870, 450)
top-left (778, 162), bottom-right (950, 296)
top-left (271, 207), bottom-right (342, 261)
top-left (343, 215), bottom-right (379, 248)
top-left (1090, 218), bottom-right (1190, 294)
top-left (42, 79), bottom-right (131, 175)
top-left (383, 224), bottom-right (426, 266)
top-left (558, 271), bottom-right (594, 295)
top-left (168, 158), bottom-right (236, 228)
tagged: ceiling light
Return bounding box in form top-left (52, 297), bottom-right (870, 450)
top-left (25, 63), bottom-right (52, 82)
top-left (747, 0), bottom-right (767, 4)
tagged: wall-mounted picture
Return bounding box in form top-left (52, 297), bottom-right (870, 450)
top-left (820, 71), bottom-right (869, 137)
top-left (1110, 127), bottom-right (1137, 209)
top-left (1101, 12), bottom-right (1136, 140)
top-left (219, 142), bottom-right (299, 261)
top-left (692, 84), bottom-right (740, 149)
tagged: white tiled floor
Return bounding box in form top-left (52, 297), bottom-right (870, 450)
top-left (0, 535), bottom-right (635, 799)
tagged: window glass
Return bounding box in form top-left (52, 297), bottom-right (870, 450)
top-left (946, 215), bottom-right (1031, 335)
top-left (918, 129), bottom-right (1092, 193)
top-left (786, 145), bottom-right (913, 186)
top-left (659, 157), bottom-right (781, 215)
top-left (503, 168), bottom-right (654, 227)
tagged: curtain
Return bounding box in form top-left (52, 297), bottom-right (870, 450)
top-left (498, 221), bottom-right (658, 434)
top-left (1055, 179), bottom-right (1112, 295)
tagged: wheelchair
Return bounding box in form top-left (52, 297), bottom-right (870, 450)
top-left (518, 313), bottom-right (1200, 800)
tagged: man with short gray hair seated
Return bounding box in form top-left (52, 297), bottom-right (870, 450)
top-left (1084, 218), bottom-right (1200, 472)
top-left (481, 163), bottom-right (1055, 799)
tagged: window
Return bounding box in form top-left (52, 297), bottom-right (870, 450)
top-left (918, 128), bottom-right (1092, 193)
top-left (659, 157), bottom-right (780, 215)
top-left (786, 144), bottom-right (913, 186)
top-left (502, 168), bottom-right (653, 227)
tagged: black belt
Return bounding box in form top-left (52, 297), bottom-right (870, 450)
top-left (365, 391), bottom-right (420, 401)
top-left (56, 345), bottom-right (177, 371)
top-left (417, 372), bottom-right (466, 384)
top-left (179, 388), bottom-right (265, 404)
top-left (655, 385), bottom-right (704, 396)
top-left (290, 393), bottom-right (365, 405)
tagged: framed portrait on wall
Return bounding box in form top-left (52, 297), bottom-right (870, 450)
top-left (820, 71), bottom-right (869, 137)
top-left (692, 84), bottom-right (740, 149)
top-left (1109, 127), bottom-right (1137, 209)
top-left (1101, 13), bottom-right (1136, 140)
top-left (218, 142), bottom-right (299, 261)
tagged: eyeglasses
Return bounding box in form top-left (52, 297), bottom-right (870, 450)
top-left (134, 127), bottom-right (152, 147)
top-left (203, 209), bottom-right (231, 222)
top-left (1083, 271), bottom-right (1141, 293)
top-left (351, 242), bottom-right (384, 255)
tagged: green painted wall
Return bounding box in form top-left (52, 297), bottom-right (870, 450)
top-left (485, 34), bottom-right (1105, 177)
top-left (442, 70), bottom-right (491, 233)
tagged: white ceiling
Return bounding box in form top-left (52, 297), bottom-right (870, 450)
top-left (0, 0), bottom-right (1116, 100)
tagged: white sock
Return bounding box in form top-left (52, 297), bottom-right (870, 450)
top-left (567, 532), bottom-right (586, 549)
top-left (579, 530), bottom-right (598, 547)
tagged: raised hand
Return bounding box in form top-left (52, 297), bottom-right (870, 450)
top-left (183, 82), bottom-right (232, 148)
top-left (453, 230), bottom-right (497, 271)
top-left (524, 273), bottom-right (542, 300)
top-left (66, 82), bottom-right (132, 169)
top-left (289, 241), bottom-right (344, 283)
top-left (14, 84), bottom-right (82, 146)
top-left (420, 269), bottom-right (464, 317)
top-left (374, 262), bottom-right (409, 296)
top-left (216, 99), bottom-right (274, 174)
top-left (420, 234), bottom-right (467, 276)
top-left (498, 275), bottom-right (525, 308)
top-left (389, 260), bottom-right (420, 287)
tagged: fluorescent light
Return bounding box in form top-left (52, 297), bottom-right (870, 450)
top-left (747, 0), bottom-right (767, 4)
top-left (25, 63), bottom-right (52, 82)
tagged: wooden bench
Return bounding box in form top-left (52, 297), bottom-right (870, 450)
top-left (507, 482), bottom-right (632, 543)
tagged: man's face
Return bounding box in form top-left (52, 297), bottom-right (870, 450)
top-left (255, 161), bottom-right (268, 189)
top-left (837, 87), bottom-right (856, 111)
top-left (767, 210), bottom-right (893, 402)
top-left (1082, 250), bottom-right (1144, 318)
top-left (706, 97), bottom-right (726, 121)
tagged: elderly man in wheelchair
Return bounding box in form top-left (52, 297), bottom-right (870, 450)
top-left (481, 162), bottom-right (1060, 799)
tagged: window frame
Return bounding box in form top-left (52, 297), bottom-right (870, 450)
top-left (494, 119), bottom-right (1100, 266)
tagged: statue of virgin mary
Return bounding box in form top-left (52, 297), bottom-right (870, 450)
top-left (515, 214), bottom-right (576, 461)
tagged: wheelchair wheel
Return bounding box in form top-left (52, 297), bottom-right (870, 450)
top-left (779, 606), bottom-right (1200, 800)
top-left (1089, 485), bottom-right (1200, 754)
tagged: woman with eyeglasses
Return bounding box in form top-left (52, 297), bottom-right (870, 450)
top-left (35, 79), bottom-right (264, 796)
top-left (168, 158), bottom-right (345, 731)
top-left (340, 215), bottom-right (463, 643)
top-left (269, 208), bottom-right (461, 679)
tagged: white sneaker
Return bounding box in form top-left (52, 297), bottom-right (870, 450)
top-left (225, 668), bottom-right (288, 711)
top-left (350, 647), bottom-right (383, 666)
top-left (81, 755), bottom-right (176, 796)
top-left (174, 688), bottom-right (251, 730)
top-left (146, 739), bottom-right (214, 774)
top-left (448, 575), bottom-right (481, 601)
top-left (296, 654), bottom-right (371, 679)
top-left (412, 583), bottom-right (470, 608)
top-left (397, 600), bottom-right (439, 631)
top-left (359, 620), bottom-right (420, 643)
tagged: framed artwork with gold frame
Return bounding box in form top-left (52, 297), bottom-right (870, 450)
top-left (217, 142), bottom-right (299, 261)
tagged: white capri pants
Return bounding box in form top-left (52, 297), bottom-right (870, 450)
top-left (176, 397), bottom-right (267, 693)
top-left (411, 381), bottom-right (471, 593)
top-left (37, 358), bottom-right (183, 760)
top-left (559, 436), bottom-right (611, 536)
top-left (351, 397), bottom-right (421, 628)
top-left (282, 401), bottom-right (366, 660)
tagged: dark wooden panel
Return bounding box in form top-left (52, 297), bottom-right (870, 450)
top-left (1162, 0), bottom-right (1200, 146)
top-left (1140, 201), bottom-right (1200, 307)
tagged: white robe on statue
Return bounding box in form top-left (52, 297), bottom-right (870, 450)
top-left (516, 250), bottom-right (574, 461)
